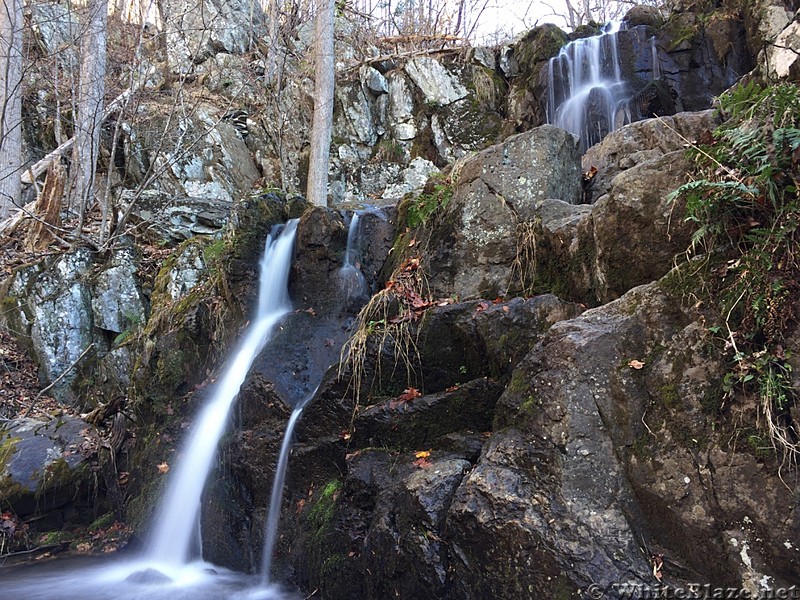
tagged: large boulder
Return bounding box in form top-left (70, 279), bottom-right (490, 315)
top-left (1, 416), bottom-right (99, 522)
top-left (416, 125), bottom-right (582, 300)
top-left (582, 110), bottom-right (719, 202)
top-left (446, 279), bottom-right (799, 597)
top-left (278, 293), bottom-right (582, 597)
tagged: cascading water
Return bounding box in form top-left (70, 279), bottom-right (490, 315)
top-left (4, 220), bottom-right (303, 600)
top-left (261, 405), bottom-right (304, 583)
top-left (259, 208), bottom-right (374, 582)
top-left (147, 219), bottom-right (299, 566)
top-left (547, 22), bottom-right (632, 151)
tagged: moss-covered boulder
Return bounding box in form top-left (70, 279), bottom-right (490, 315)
top-left (1, 416), bottom-right (101, 527)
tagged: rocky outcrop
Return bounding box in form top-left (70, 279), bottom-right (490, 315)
top-left (272, 274), bottom-right (798, 599)
top-left (330, 51), bottom-right (507, 205)
top-left (446, 279), bottom-right (799, 597)
top-left (502, 6), bottom-right (754, 145)
top-left (405, 124), bottom-right (582, 301)
top-left (275, 293), bottom-right (584, 596)
top-left (582, 109), bottom-right (719, 202)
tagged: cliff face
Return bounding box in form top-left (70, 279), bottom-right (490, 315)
top-left (2, 0), bottom-right (799, 597)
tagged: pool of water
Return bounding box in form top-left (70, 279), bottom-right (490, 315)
top-left (0, 555), bottom-right (301, 600)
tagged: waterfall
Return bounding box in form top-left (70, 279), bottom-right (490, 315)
top-left (651, 36), bottom-right (661, 80)
top-left (342, 211), bottom-right (360, 270)
top-left (338, 210), bottom-right (369, 306)
top-left (146, 219), bottom-right (299, 566)
top-left (261, 406), bottom-right (304, 583)
top-left (547, 22), bottom-right (631, 151)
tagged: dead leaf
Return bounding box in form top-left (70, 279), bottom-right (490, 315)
top-left (414, 450), bottom-right (431, 459)
top-left (408, 238), bottom-right (417, 247)
top-left (156, 462), bottom-right (170, 474)
top-left (413, 456), bottom-right (432, 468)
top-left (628, 359), bottom-right (645, 370)
top-left (651, 553), bottom-right (664, 581)
top-left (390, 387), bottom-right (422, 409)
top-left (296, 499), bottom-right (306, 514)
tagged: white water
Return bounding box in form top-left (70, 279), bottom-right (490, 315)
top-left (2, 221), bottom-right (303, 599)
top-left (147, 219), bottom-right (299, 565)
top-left (547, 21), bottom-right (631, 151)
top-left (261, 406), bottom-right (304, 583)
top-left (342, 212), bottom-right (360, 269)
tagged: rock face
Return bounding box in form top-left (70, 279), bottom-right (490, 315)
top-left (330, 51), bottom-right (507, 205)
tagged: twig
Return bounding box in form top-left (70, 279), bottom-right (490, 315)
top-left (22, 343), bottom-right (95, 418)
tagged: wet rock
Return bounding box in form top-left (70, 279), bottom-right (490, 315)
top-left (503, 24), bottom-right (569, 132)
top-left (351, 378), bottom-right (504, 449)
top-left (125, 568), bottom-right (173, 584)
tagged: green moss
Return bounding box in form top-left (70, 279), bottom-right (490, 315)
top-left (700, 380), bottom-right (724, 414)
top-left (406, 178), bottom-right (453, 229)
top-left (89, 511), bottom-right (116, 530)
top-left (520, 395), bottom-right (537, 414)
top-left (508, 371), bottom-right (528, 394)
top-left (0, 432), bottom-right (20, 473)
top-left (659, 384), bottom-right (680, 410)
top-left (321, 552), bottom-right (346, 576)
top-left (308, 479), bottom-right (342, 537)
top-left (38, 530), bottom-right (76, 545)
top-left (38, 457), bottom-right (79, 495)
top-left (630, 433), bottom-right (654, 460)
top-left (202, 237), bottom-right (226, 265)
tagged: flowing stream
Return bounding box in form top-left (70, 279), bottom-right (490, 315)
top-left (147, 219), bottom-right (299, 565)
top-left (2, 221), bottom-right (302, 600)
top-left (547, 21), bottom-right (631, 151)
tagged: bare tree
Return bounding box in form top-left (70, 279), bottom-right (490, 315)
top-left (0, 0), bottom-right (23, 220)
top-left (306, 0), bottom-right (334, 207)
top-left (69, 0), bottom-right (109, 234)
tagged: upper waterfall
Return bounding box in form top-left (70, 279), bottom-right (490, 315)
top-left (547, 22), bottom-right (632, 152)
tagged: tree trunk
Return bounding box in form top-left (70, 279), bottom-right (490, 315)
top-left (306, 0), bottom-right (335, 207)
top-left (69, 0), bottom-right (108, 232)
top-left (0, 0), bottom-right (23, 220)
